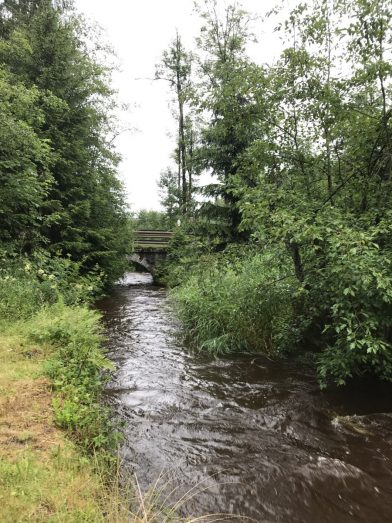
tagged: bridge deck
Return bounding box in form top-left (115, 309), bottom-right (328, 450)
top-left (134, 230), bottom-right (173, 251)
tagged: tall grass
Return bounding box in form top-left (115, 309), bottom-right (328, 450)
top-left (172, 251), bottom-right (301, 356)
top-left (23, 304), bottom-right (121, 455)
top-left (0, 254), bottom-right (126, 519)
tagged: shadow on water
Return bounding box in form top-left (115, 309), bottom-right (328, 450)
top-left (97, 273), bottom-right (392, 522)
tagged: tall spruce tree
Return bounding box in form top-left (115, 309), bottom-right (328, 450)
top-left (195, 0), bottom-right (262, 241)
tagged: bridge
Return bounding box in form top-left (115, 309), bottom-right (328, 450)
top-left (128, 230), bottom-right (173, 274)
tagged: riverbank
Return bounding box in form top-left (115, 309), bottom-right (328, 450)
top-left (160, 231), bottom-right (392, 389)
top-left (0, 337), bottom-right (109, 521)
top-left (0, 308), bottom-right (130, 521)
top-left (0, 256), bottom-right (130, 521)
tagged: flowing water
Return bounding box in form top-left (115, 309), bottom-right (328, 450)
top-left (97, 273), bottom-right (392, 522)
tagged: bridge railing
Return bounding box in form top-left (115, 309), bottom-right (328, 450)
top-left (134, 230), bottom-right (173, 250)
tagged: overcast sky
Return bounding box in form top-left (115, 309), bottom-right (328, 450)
top-left (74, 0), bottom-right (286, 212)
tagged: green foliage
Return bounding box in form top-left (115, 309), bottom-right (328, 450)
top-left (0, 0), bottom-right (131, 283)
top-left (156, 32), bottom-right (199, 217)
top-left (172, 250), bottom-right (301, 356)
top-left (24, 304), bottom-right (121, 453)
top-left (154, 223), bottom-right (206, 286)
top-left (0, 0), bottom-right (130, 473)
top-left (158, 168), bottom-right (182, 226)
top-left (317, 221), bottom-right (392, 387)
top-left (133, 209), bottom-right (168, 230)
top-left (194, 2), bottom-right (260, 240)
top-left (161, 0), bottom-right (392, 388)
top-left (235, 0), bottom-right (392, 385)
top-left (0, 252), bottom-right (120, 456)
top-left (0, 65), bottom-right (53, 249)
top-left (0, 252), bottom-right (104, 322)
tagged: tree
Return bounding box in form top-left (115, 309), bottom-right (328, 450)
top-left (158, 168), bottom-right (182, 226)
top-left (133, 210), bottom-right (168, 231)
top-left (156, 32), bottom-right (197, 215)
top-left (169, 0), bottom-right (392, 387)
top-left (194, 0), bottom-right (262, 241)
top-left (0, 0), bottom-right (131, 281)
top-left (0, 65), bottom-right (53, 251)
top-left (237, 0), bottom-right (392, 385)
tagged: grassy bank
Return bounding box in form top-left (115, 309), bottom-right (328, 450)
top-left (0, 254), bottom-right (129, 521)
top-left (0, 316), bottom-right (130, 521)
top-left (166, 225), bottom-right (392, 389)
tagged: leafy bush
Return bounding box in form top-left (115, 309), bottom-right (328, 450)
top-left (22, 303), bottom-right (121, 454)
top-left (316, 224), bottom-right (392, 387)
top-left (169, 217), bottom-right (392, 388)
top-left (0, 252), bottom-right (119, 456)
top-left (154, 226), bottom-right (196, 286)
top-left (0, 251), bottom-right (104, 322)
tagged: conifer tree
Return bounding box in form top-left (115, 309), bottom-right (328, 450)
top-left (195, 0), bottom-right (261, 240)
top-left (0, 0), bottom-right (130, 280)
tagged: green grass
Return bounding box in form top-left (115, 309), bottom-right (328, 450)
top-left (0, 258), bottom-right (128, 521)
top-left (171, 251), bottom-right (302, 356)
top-left (0, 449), bottom-right (114, 522)
top-left (0, 329), bottom-right (131, 522)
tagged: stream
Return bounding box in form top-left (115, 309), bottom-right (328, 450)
top-left (97, 272), bottom-right (392, 522)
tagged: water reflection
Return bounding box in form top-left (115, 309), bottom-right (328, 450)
top-left (97, 273), bottom-right (392, 522)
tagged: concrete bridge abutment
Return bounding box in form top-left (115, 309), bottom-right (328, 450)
top-left (128, 250), bottom-right (167, 275)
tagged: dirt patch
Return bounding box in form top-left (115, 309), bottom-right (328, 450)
top-left (0, 378), bottom-right (62, 460)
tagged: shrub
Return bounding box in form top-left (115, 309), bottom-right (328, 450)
top-left (23, 304), bottom-right (121, 453)
top-left (0, 252), bottom-right (119, 456)
top-left (0, 251), bottom-right (104, 322)
top-left (316, 225), bottom-right (392, 387)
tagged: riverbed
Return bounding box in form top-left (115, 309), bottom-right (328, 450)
top-left (97, 272), bottom-right (392, 522)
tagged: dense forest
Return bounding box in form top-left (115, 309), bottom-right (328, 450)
top-left (0, 1), bottom-right (132, 518)
top-left (0, 0), bottom-right (130, 283)
top-left (156, 0), bottom-right (392, 388)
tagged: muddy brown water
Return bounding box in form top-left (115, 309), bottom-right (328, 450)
top-left (97, 273), bottom-right (392, 522)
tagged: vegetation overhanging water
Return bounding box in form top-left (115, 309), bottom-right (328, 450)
top-left (99, 273), bottom-right (392, 522)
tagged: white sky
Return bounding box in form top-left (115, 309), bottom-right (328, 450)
top-left (74, 0), bottom-right (285, 212)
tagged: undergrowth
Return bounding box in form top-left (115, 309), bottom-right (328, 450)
top-left (171, 249), bottom-right (302, 356)
top-left (168, 223), bottom-right (392, 388)
top-left (22, 304), bottom-right (122, 456)
top-left (0, 253), bottom-right (119, 459)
